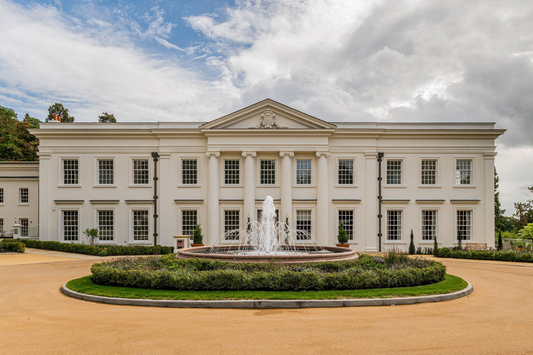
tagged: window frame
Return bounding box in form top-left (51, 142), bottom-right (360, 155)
top-left (420, 209), bottom-right (438, 241)
top-left (180, 208), bottom-right (199, 238)
top-left (179, 157), bottom-right (200, 187)
top-left (131, 209), bottom-right (150, 243)
top-left (386, 209), bottom-right (404, 241)
top-left (19, 188), bottom-right (29, 205)
top-left (385, 159), bottom-right (403, 186)
top-left (59, 157), bottom-right (81, 187)
top-left (420, 158), bottom-right (439, 187)
top-left (95, 209), bottom-right (115, 242)
top-left (338, 209), bottom-right (355, 241)
top-left (60, 209), bottom-right (80, 242)
top-left (456, 209), bottom-right (473, 241)
top-left (454, 158), bottom-right (474, 187)
top-left (130, 157), bottom-right (151, 187)
top-left (336, 157), bottom-right (356, 187)
top-left (222, 209), bottom-right (241, 241)
top-left (222, 158), bottom-right (242, 186)
top-left (19, 218), bottom-right (29, 237)
top-left (95, 157), bottom-right (116, 187)
top-left (295, 159), bottom-right (313, 186)
top-left (0, 188), bottom-right (4, 204)
top-left (259, 159), bottom-right (277, 186)
top-left (295, 209), bottom-right (313, 241)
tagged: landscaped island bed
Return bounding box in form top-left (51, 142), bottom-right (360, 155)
top-left (91, 253), bottom-right (446, 292)
top-left (437, 247), bottom-right (533, 263)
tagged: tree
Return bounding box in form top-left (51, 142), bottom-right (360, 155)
top-left (433, 235), bottom-right (438, 257)
top-left (23, 113), bottom-right (41, 129)
top-left (513, 200), bottom-right (533, 231)
top-left (337, 222), bottom-right (348, 244)
top-left (0, 105), bottom-right (39, 161)
top-left (98, 112), bottom-right (117, 123)
top-left (409, 229), bottom-right (415, 255)
top-left (494, 168), bottom-right (506, 231)
top-left (457, 230), bottom-right (462, 250)
top-left (46, 103), bottom-right (74, 123)
top-left (497, 231), bottom-right (503, 251)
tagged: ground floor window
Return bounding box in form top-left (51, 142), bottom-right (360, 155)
top-left (98, 210), bottom-right (114, 241)
top-left (224, 210), bottom-right (240, 240)
top-left (338, 210), bottom-right (354, 240)
top-left (20, 218), bottom-right (28, 237)
top-left (182, 210), bottom-right (197, 237)
top-left (296, 210), bottom-right (312, 240)
top-left (421, 210), bottom-right (437, 240)
top-left (0, 218), bottom-right (3, 233)
top-left (133, 210), bottom-right (149, 241)
top-left (457, 210), bottom-right (472, 240)
top-left (387, 210), bottom-right (402, 240)
top-left (62, 210), bottom-right (78, 241)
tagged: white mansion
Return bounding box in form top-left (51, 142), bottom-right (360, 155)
top-left (1, 99), bottom-right (505, 251)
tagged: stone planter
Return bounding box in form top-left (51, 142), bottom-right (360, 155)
top-left (336, 243), bottom-right (350, 248)
top-left (191, 243), bottom-right (204, 247)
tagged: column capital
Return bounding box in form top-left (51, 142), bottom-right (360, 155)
top-left (205, 150), bottom-right (220, 158)
top-left (279, 151), bottom-right (294, 158)
top-left (241, 151), bottom-right (257, 158)
top-left (315, 151), bottom-right (331, 158)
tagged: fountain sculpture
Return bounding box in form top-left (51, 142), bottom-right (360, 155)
top-left (176, 196), bottom-right (358, 263)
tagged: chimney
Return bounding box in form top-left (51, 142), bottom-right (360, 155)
top-left (53, 114), bottom-right (60, 122)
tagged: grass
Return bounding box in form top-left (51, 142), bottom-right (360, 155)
top-left (66, 274), bottom-right (467, 301)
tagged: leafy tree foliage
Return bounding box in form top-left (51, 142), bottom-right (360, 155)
top-left (0, 106), bottom-right (39, 161)
top-left (98, 112), bottom-right (117, 123)
top-left (494, 168), bottom-right (506, 231)
top-left (513, 200), bottom-right (533, 231)
top-left (46, 103), bottom-right (74, 123)
top-left (518, 223), bottom-right (533, 240)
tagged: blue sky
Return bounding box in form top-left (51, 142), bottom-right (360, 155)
top-left (1, 0), bottom-right (533, 214)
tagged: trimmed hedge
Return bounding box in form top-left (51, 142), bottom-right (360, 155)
top-left (5, 239), bottom-right (173, 256)
top-left (0, 241), bottom-right (25, 253)
top-left (437, 247), bottom-right (533, 263)
top-left (91, 254), bottom-right (447, 292)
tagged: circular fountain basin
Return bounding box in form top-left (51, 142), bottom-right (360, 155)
top-left (176, 245), bottom-right (358, 264)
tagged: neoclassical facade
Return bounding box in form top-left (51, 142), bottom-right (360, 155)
top-left (31, 99), bottom-right (505, 251)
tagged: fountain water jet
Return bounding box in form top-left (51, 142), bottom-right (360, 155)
top-left (176, 196), bottom-right (358, 263)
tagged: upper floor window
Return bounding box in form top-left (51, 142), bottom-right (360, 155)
top-left (224, 160), bottom-right (240, 185)
top-left (456, 160), bottom-right (472, 185)
top-left (387, 210), bottom-right (402, 240)
top-left (296, 160), bottom-right (312, 185)
top-left (98, 159), bottom-right (114, 185)
top-left (260, 160), bottom-right (276, 185)
top-left (224, 210), bottom-right (240, 240)
top-left (133, 210), bottom-right (149, 241)
top-left (19, 188), bottom-right (29, 204)
top-left (63, 159), bottom-right (79, 185)
top-left (421, 210), bottom-right (437, 240)
top-left (296, 210), bottom-right (312, 240)
top-left (0, 188), bottom-right (3, 203)
top-left (182, 159), bottom-right (198, 185)
top-left (338, 210), bottom-right (354, 241)
top-left (386, 160), bottom-right (402, 185)
top-left (421, 160), bottom-right (437, 185)
top-left (457, 210), bottom-right (472, 240)
top-left (338, 160), bottom-right (354, 185)
top-left (133, 159), bottom-right (149, 185)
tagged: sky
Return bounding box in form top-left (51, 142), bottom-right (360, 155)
top-left (0, 0), bottom-right (532, 215)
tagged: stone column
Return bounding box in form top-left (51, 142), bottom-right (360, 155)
top-left (242, 151), bottom-right (256, 226)
top-left (37, 152), bottom-right (51, 241)
top-left (279, 151), bottom-right (294, 227)
top-left (316, 151), bottom-right (330, 245)
top-left (158, 152), bottom-right (171, 246)
top-left (205, 151), bottom-right (220, 246)
top-left (484, 152), bottom-right (496, 248)
top-left (365, 152), bottom-right (379, 252)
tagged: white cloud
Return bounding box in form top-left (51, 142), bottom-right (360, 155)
top-left (154, 36), bottom-right (185, 52)
top-left (0, 1), bottom-right (239, 121)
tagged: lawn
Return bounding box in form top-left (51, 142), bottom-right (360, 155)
top-left (66, 274), bottom-right (467, 301)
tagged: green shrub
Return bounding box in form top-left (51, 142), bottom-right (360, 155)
top-left (90, 255), bottom-right (447, 292)
top-left (409, 229), bottom-right (415, 255)
top-left (436, 248), bottom-right (533, 263)
top-left (6, 239), bottom-right (173, 256)
top-left (337, 222), bottom-right (348, 244)
top-left (0, 241), bottom-right (25, 253)
top-left (192, 224), bottom-right (203, 244)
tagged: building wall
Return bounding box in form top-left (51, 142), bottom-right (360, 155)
top-left (32, 101), bottom-right (503, 251)
top-left (0, 162), bottom-right (39, 236)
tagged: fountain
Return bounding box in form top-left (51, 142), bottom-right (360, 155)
top-left (176, 196), bottom-right (358, 264)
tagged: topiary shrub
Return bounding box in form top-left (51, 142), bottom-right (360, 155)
top-left (409, 229), bottom-right (415, 255)
top-left (337, 222), bottom-right (348, 244)
top-left (192, 224), bottom-right (203, 245)
top-left (497, 231), bottom-right (503, 251)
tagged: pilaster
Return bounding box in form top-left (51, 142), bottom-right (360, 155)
top-left (242, 151), bottom-right (257, 226)
top-left (316, 151), bottom-right (330, 245)
top-left (365, 152), bottom-right (378, 252)
top-left (279, 151), bottom-right (294, 227)
top-left (205, 150), bottom-right (220, 245)
top-left (484, 152), bottom-right (497, 248)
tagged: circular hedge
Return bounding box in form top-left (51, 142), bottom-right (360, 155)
top-left (90, 253), bottom-right (446, 292)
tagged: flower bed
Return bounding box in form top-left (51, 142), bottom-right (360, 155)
top-left (437, 247), bottom-right (533, 263)
top-left (5, 239), bottom-right (173, 256)
top-left (91, 253), bottom-right (446, 292)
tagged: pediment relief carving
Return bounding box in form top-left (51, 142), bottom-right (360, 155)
top-left (250, 110), bottom-right (288, 129)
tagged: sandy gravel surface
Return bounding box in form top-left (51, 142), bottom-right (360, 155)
top-left (1, 256), bottom-right (533, 355)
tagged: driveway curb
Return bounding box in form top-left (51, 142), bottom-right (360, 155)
top-left (62, 281), bottom-right (473, 309)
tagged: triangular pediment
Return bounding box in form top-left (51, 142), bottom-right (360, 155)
top-left (200, 99), bottom-right (337, 130)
